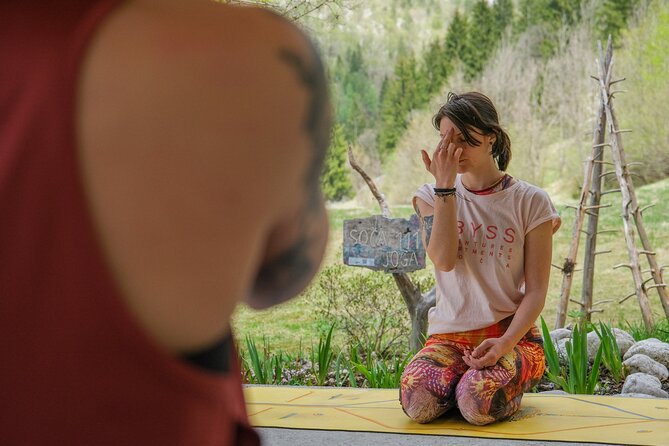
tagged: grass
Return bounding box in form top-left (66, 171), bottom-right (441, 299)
top-left (233, 178), bottom-right (669, 356)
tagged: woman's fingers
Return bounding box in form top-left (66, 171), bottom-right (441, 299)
top-left (453, 146), bottom-right (463, 161)
top-left (432, 138), bottom-right (443, 160)
top-left (433, 128), bottom-right (452, 156)
top-left (420, 149), bottom-right (431, 171)
top-left (463, 350), bottom-right (497, 369)
top-left (472, 339), bottom-right (491, 358)
top-left (427, 128), bottom-right (463, 183)
top-left (442, 127), bottom-right (454, 148)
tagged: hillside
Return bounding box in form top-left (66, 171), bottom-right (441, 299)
top-left (299, 0), bottom-right (669, 205)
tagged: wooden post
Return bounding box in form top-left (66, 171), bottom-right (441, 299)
top-left (581, 125), bottom-right (607, 321)
top-left (580, 41), bottom-right (613, 322)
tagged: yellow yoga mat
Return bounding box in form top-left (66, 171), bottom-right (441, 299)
top-left (245, 386), bottom-right (669, 446)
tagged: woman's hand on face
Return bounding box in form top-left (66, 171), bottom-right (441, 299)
top-left (421, 127), bottom-right (463, 188)
top-left (462, 337), bottom-right (514, 370)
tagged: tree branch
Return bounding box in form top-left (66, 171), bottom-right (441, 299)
top-left (347, 145), bottom-right (390, 218)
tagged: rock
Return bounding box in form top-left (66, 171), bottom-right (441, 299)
top-left (621, 372), bottom-right (669, 398)
top-left (549, 328), bottom-right (572, 344)
top-left (612, 328), bottom-right (635, 356)
top-left (623, 338), bottom-right (669, 368)
top-left (587, 327), bottom-right (635, 362)
top-left (623, 354), bottom-right (669, 382)
top-left (587, 330), bottom-right (601, 362)
top-left (557, 338), bottom-right (569, 366)
top-left (545, 328), bottom-right (571, 367)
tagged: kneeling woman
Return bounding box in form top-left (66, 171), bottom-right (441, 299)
top-left (400, 92), bottom-right (561, 426)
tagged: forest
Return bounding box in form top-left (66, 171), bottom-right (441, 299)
top-left (240, 0), bottom-right (668, 207)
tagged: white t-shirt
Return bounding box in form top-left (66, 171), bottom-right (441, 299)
top-left (414, 175), bottom-right (561, 334)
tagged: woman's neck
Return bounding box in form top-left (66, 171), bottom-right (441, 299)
top-left (461, 168), bottom-right (505, 191)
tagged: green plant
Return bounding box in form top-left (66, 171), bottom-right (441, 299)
top-left (333, 351), bottom-right (346, 387)
top-left (567, 309), bottom-right (586, 324)
top-left (625, 318), bottom-right (669, 343)
top-left (540, 316), bottom-right (564, 386)
top-left (540, 317), bottom-right (603, 394)
top-left (244, 335), bottom-right (285, 385)
top-left (349, 341), bottom-right (409, 388)
top-left (352, 354), bottom-right (410, 388)
top-left (311, 323), bottom-right (336, 385)
top-left (347, 344), bottom-right (361, 387)
top-left (593, 322), bottom-right (627, 383)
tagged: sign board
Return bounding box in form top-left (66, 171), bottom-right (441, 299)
top-left (343, 214), bottom-right (426, 273)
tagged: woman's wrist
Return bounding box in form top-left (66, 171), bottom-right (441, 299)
top-left (498, 333), bottom-right (520, 350)
top-left (433, 186), bottom-right (457, 201)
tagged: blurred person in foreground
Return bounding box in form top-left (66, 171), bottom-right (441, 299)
top-left (0, 1), bottom-right (331, 444)
top-left (400, 92), bottom-right (561, 425)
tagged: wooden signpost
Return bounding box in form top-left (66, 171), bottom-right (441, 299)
top-left (345, 146), bottom-right (434, 352)
top-left (343, 214), bottom-right (426, 273)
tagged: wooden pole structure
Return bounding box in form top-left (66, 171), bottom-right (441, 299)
top-left (595, 40), bottom-right (667, 329)
top-left (555, 37), bottom-right (668, 329)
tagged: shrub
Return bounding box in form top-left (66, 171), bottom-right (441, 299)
top-left (309, 264), bottom-right (411, 357)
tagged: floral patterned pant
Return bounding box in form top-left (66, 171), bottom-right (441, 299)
top-left (399, 317), bottom-right (545, 425)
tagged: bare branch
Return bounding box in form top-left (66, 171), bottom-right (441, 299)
top-left (347, 146), bottom-right (390, 218)
top-left (619, 292), bottom-right (636, 303)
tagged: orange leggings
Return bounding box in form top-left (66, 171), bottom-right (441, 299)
top-left (399, 318), bottom-right (545, 425)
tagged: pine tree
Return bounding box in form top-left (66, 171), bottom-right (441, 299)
top-left (556, 0), bottom-right (583, 25)
top-left (492, 0), bottom-right (514, 36)
top-left (420, 40), bottom-right (449, 98)
top-left (443, 11), bottom-right (467, 61)
top-left (377, 75), bottom-right (405, 160)
top-left (516, 0), bottom-right (585, 57)
top-left (461, 0), bottom-right (496, 80)
top-left (595, 0), bottom-right (638, 44)
top-left (332, 45), bottom-right (379, 143)
top-left (321, 124), bottom-right (353, 202)
top-left (377, 52), bottom-right (424, 160)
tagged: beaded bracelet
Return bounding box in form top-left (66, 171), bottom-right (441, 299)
top-left (433, 187), bottom-right (457, 198)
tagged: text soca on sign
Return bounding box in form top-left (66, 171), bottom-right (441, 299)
top-left (343, 215), bottom-right (426, 273)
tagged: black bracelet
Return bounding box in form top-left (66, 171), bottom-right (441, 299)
top-left (433, 187), bottom-right (456, 194)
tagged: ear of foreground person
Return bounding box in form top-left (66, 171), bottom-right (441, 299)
top-left (0, 1), bottom-right (331, 444)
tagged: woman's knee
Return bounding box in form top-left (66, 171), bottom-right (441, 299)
top-left (455, 384), bottom-right (501, 425)
top-left (455, 369), bottom-right (521, 426)
top-left (400, 385), bottom-right (447, 424)
top-left (399, 359), bottom-right (457, 423)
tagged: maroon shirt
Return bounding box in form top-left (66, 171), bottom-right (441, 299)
top-left (0, 1), bottom-right (258, 444)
